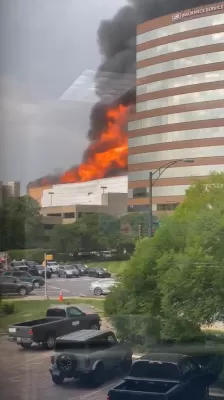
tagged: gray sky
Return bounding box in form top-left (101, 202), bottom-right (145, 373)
top-left (0, 0), bottom-right (126, 191)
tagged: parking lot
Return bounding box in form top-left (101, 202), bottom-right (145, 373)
top-left (1, 336), bottom-right (223, 400)
top-left (33, 275), bottom-right (106, 298)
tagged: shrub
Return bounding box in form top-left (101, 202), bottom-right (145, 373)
top-left (8, 249), bottom-right (52, 262)
top-left (1, 302), bottom-right (15, 315)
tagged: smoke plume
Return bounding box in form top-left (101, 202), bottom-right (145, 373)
top-left (28, 0), bottom-right (217, 188)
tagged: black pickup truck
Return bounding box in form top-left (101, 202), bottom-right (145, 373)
top-left (8, 304), bottom-right (101, 350)
top-left (108, 353), bottom-right (212, 400)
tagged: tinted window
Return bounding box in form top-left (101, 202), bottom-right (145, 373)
top-left (130, 361), bottom-right (181, 380)
top-left (46, 308), bottom-right (66, 317)
top-left (67, 307), bottom-right (83, 317)
top-left (65, 266), bottom-right (74, 270)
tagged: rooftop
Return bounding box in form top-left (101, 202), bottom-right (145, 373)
top-left (56, 329), bottom-right (112, 342)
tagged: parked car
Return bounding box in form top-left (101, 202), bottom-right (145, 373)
top-left (108, 353), bottom-right (212, 400)
top-left (74, 263), bottom-right (89, 275)
top-left (10, 261), bottom-right (29, 271)
top-left (3, 270), bottom-right (45, 288)
top-left (33, 265), bottom-right (52, 279)
top-left (49, 329), bottom-right (132, 386)
top-left (57, 265), bottom-right (80, 278)
top-left (47, 261), bottom-right (60, 273)
top-left (8, 304), bottom-right (101, 350)
top-left (88, 267), bottom-right (111, 278)
top-left (0, 276), bottom-right (34, 296)
top-left (90, 279), bottom-right (118, 296)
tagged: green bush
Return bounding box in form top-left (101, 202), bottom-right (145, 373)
top-left (8, 249), bottom-right (53, 262)
top-left (1, 302), bottom-right (15, 315)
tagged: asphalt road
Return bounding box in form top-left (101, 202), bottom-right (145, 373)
top-left (1, 337), bottom-right (223, 400)
top-left (34, 274), bottom-right (105, 298)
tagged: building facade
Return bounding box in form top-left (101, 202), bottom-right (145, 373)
top-left (41, 193), bottom-right (128, 235)
top-left (0, 181), bottom-right (20, 205)
top-left (40, 176), bottom-right (128, 207)
top-left (128, 2), bottom-right (224, 213)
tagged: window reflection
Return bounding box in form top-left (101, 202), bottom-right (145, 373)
top-left (128, 108), bottom-right (223, 131)
top-left (137, 14), bottom-right (224, 45)
top-left (129, 127), bottom-right (224, 148)
top-left (137, 51), bottom-right (224, 79)
top-left (128, 145), bottom-right (224, 164)
top-left (137, 33), bottom-right (224, 62)
top-left (137, 71), bottom-right (224, 95)
top-left (136, 88), bottom-right (224, 113)
top-left (133, 187), bottom-right (148, 198)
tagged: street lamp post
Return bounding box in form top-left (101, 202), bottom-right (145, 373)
top-left (49, 191), bottom-right (54, 206)
top-left (148, 158), bottom-right (194, 237)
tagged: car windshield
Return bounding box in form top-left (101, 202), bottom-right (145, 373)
top-left (65, 266), bottom-right (74, 270)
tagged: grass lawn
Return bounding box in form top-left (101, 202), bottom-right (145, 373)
top-left (0, 298), bottom-right (105, 333)
top-left (87, 260), bottom-right (128, 275)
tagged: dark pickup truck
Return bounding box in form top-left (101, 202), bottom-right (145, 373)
top-left (108, 353), bottom-right (212, 400)
top-left (8, 304), bottom-right (101, 350)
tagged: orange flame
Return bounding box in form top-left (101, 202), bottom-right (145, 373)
top-left (60, 104), bottom-right (128, 183)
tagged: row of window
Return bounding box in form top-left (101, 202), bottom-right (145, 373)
top-left (128, 164), bottom-right (224, 182)
top-left (128, 108), bottom-right (223, 131)
top-left (128, 145), bottom-right (224, 165)
top-left (46, 212), bottom-right (75, 219)
top-left (129, 127), bottom-right (224, 148)
top-left (129, 185), bottom-right (189, 197)
top-left (137, 13), bottom-right (224, 45)
top-left (137, 51), bottom-right (224, 79)
top-left (136, 88), bottom-right (224, 113)
top-left (137, 32), bottom-right (224, 62)
top-left (137, 70), bottom-right (224, 96)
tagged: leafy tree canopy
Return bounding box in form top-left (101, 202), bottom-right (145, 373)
top-left (105, 173), bottom-right (224, 345)
top-left (0, 196), bottom-right (44, 251)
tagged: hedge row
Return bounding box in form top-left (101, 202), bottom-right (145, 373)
top-left (8, 249), bottom-right (52, 262)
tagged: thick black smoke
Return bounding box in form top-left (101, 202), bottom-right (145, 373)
top-left (29, 0), bottom-right (217, 188)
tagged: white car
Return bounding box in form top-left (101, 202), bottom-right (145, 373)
top-left (90, 279), bottom-right (118, 296)
top-left (47, 261), bottom-right (59, 273)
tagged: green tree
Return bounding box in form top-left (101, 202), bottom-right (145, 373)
top-left (105, 173), bottom-right (224, 345)
top-left (0, 196), bottom-right (44, 251)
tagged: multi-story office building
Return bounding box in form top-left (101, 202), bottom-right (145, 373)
top-left (128, 2), bottom-right (224, 213)
top-left (0, 181), bottom-right (21, 205)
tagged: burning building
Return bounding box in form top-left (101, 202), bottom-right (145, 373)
top-left (28, 0), bottom-right (221, 204)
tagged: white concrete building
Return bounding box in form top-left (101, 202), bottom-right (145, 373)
top-left (41, 176), bottom-right (128, 207)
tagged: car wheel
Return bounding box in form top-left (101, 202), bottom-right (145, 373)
top-left (52, 374), bottom-right (64, 385)
top-left (94, 287), bottom-right (102, 296)
top-left (34, 281), bottom-right (40, 288)
top-left (43, 334), bottom-right (56, 350)
top-left (89, 322), bottom-right (100, 330)
top-left (91, 362), bottom-right (105, 387)
top-left (19, 287), bottom-right (27, 296)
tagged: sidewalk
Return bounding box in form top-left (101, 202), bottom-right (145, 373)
top-left (2, 295), bottom-right (103, 301)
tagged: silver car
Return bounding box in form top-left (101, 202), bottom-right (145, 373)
top-left (57, 265), bottom-right (80, 278)
top-left (90, 279), bottom-right (118, 296)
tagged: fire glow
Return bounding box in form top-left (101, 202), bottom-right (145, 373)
top-left (60, 104), bottom-right (128, 183)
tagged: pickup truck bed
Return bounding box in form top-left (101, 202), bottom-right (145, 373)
top-left (11, 318), bottom-right (60, 326)
top-left (108, 378), bottom-right (180, 400)
top-left (8, 304), bottom-right (101, 350)
top-left (108, 353), bottom-right (210, 400)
